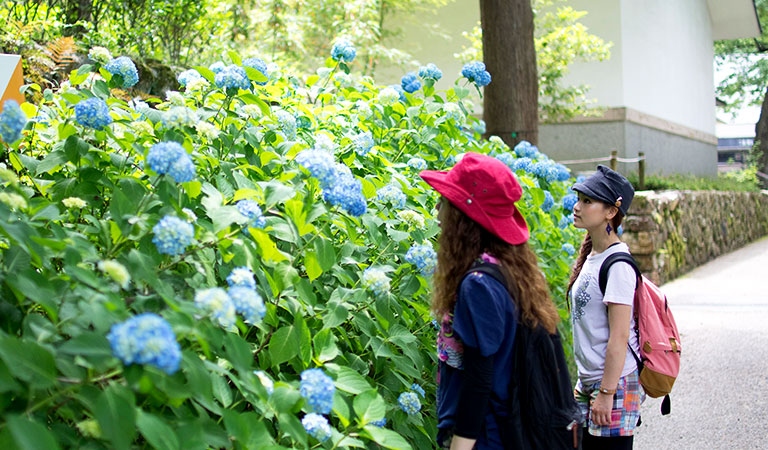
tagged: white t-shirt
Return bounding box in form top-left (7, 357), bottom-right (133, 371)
top-left (571, 242), bottom-right (640, 384)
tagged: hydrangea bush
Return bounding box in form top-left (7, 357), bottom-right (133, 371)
top-left (0, 46), bottom-right (581, 448)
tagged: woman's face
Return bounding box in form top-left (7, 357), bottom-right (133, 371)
top-left (436, 197), bottom-right (448, 225)
top-left (572, 192), bottom-right (614, 231)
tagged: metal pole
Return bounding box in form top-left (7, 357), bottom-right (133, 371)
top-left (610, 150), bottom-right (617, 170)
top-left (638, 152), bottom-right (646, 190)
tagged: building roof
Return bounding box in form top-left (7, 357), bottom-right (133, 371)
top-left (707, 0), bottom-right (762, 40)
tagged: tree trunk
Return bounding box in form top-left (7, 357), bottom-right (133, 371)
top-left (480, 0), bottom-right (538, 147)
top-left (61, 0), bottom-right (94, 37)
top-left (754, 86), bottom-right (768, 188)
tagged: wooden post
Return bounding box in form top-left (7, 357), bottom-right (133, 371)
top-left (638, 152), bottom-right (646, 190)
top-left (610, 150), bottom-right (618, 170)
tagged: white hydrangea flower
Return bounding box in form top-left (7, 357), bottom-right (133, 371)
top-left (62, 197), bottom-right (87, 209)
top-left (195, 121), bottom-right (220, 141)
top-left (98, 260), bottom-right (131, 289)
top-left (88, 46), bottom-right (113, 65)
top-left (166, 91), bottom-right (185, 106)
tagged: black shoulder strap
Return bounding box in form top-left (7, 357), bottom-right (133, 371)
top-left (464, 260), bottom-right (519, 301)
top-left (598, 252), bottom-right (641, 295)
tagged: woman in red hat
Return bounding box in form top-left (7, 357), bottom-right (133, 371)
top-left (420, 153), bottom-right (560, 449)
top-left (567, 165), bottom-right (644, 450)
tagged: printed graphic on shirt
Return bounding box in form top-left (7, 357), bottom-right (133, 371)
top-left (437, 312), bottom-right (463, 369)
top-left (573, 274), bottom-right (593, 321)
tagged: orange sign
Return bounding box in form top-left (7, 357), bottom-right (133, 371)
top-left (0, 54), bottom-right (25, 111)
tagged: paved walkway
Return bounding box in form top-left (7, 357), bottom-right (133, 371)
top-left (633, 236), bottom-right (768, 449)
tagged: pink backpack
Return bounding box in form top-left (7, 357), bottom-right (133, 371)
top-left (599, 252), bottom-right (681, 415)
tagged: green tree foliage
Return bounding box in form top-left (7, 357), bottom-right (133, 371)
top-left (455, 0), bottom-right (611, 123)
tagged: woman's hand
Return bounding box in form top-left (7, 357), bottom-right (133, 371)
top-left (590, 392), bottom-right (614, 426)
top-left (449, 435), bottom-right (476, 450)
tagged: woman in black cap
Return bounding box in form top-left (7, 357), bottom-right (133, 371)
top-left (567, 165), bottom-right (644, 449)
top-left (420, 153), bottom-right (560, 449)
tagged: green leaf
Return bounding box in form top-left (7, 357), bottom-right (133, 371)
top-left (353, 390), bottom-right (386, 424)
top-left (58, 331), bottom-right (112, 358)
top-left (268, 326), bottom-right (295, 367)
top-left (63, 135), bottom-right (90, 163)
top-left (278, 414), bottom-right (307, 447)
top-left (313, 237), bottom-right (337, 271)
top-left (224, 333), bottom-right (253, 373)
top-left (4, 270), bottom-right (59, 320)
top-left (362, 425), bottom-right (413, 450)
top-left (250, 229), bottom-right (289, 263)
top-left (244, 67), bottom-right (268, 84)
top-left (95, 384), bottom-right (137, 450)
top-left (259, 180), bottom-right (296, 208)
top-left (6, 415), bottom-right (61, 450)
top-left (227, 50), bottom-right (243, 66)
top-left (211, 373), bottom-right (233, 407)
top-left (0, 338), bottom-right (57, 389)
top-left (332, 365), bottom-right (371, 395)
top-left (304, 251), bottom-right (322, 281)
top-left (136, 410), bottom-right (180, 450)
top-left (312, 328), bottom-right (339, 363)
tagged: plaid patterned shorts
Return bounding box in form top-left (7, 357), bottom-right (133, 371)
top-left (574, 369), bottom-right (646, 437)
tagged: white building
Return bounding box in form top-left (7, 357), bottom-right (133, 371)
top-left (384, 0), bottom-right (761, 176)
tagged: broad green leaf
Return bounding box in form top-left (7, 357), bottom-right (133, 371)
top-left (95, 385), bottom-right (136, 450)
top-left (312, 328), bottom-right (339, 363)
top-left (322, 301), bottom-right (349, 329)
top-left (6, 415), bottom-right (61, 450)
top-left (313, 237), bottom-right (336, 271)
top-left (211, 374), bottom-right (233, 407)
top-left (362, 425), bottom-right (413, 450)
top-left (63, 135), bottom-right (90, 163)
top-left (353, 390), bottom-right (386, 424)
top-left (304, 250), bottom-right (322, 281)
top-left (0, 338), bottom-right (57, 389)
top-left (224, 333), bottom-right (253, 373)
top-left (332, 365), bottom-right (371, 395)
top-left (4, 270), bottom-right (59, 320)
top-left (268, 326), bottom-right (295, 367)
top-left (136, 410), bottom-right (179, 450)
top-left (277, 414), bottom-right (307, 447)
top-left (259, 180), bottom-right (296, 207)
top-left (250, 229), bottom-right (289, 263)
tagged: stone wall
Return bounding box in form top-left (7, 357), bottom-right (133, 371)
top-left (622, 190), bottom-right (768, 285)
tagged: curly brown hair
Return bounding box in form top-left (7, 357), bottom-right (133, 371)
top-left (431, 200), bottom-right (559, 334)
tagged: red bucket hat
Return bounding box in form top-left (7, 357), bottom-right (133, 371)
top-left (420, 152), bottom-right (529, 245)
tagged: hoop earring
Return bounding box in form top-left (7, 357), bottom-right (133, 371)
top-left (605, 223), bottom-right (612, 235)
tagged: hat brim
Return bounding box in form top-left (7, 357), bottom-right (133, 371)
top-left (420, 170), bottom-right (529, 245)
top-left (571, 181), bottom-right (603, 204)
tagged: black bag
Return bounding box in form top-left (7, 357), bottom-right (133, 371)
top-left (465, 261), bottom-right (583, 449)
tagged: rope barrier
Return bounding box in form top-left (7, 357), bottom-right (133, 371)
top-left (555, 155), bottom-right (646, 165)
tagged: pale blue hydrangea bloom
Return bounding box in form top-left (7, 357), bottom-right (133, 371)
top-left (107, 313), bottom-right (181, 374)
top-left (236, 199), bottom-right (267, 229)
top-left (418, 63), bottom-right (442, 81)
top-left (314, 133), bottom-right (337, 153)
top-left (215, 65), bottom-right (250, 90)
top-left (331, 39), bottom-right (356, 63)
top-left (495, 153), bottom-right (515, 169)
top-left (562, 193), bottom-right (578, 212)
top-left (302, 413), bottom-right (332, 442)
top-left (162, 106), bottom-right (198, 129)
top-left (152, 215), bottom-right (195, 255)
top-left (617, 225), bottom-right (624, 237)
top-left (74, 98), bottom-right (112, 130)
top-left (375, 183), bottom-right (406, 208)
top-left (390, 84), bottom-right (407, 103)
top-left (514, 140), bottom-right (540, 159)
top-left (300, 368), bottom-right (335, 414)
top-left (227, 266), bottom-right (257, 290)
top-left (295, 149), bottom-right (337, 186)
top-left (398, 391), bottom-right (421, 415)
top-left (370, 418), bottom-right (387, 427)
top-left (562, 243), bottom-right (576, 256)
top-left (400, 72), bottom-right (421, 93)
top-left (146, 141), bottom-right (195, 183)
top-left (405, 244), bottom-right (437, 276)
top-left (461, 61), bottom-right (492, 87)
top-left (473, 119), bottom-right (487, 135)
top-left (105, 56), bottom-right (139, 88)
top-left (322, 167), bottom-right (367, 216)
top-left (228, 286), bottom-right (266, 324)
top-left (0, 100), bottom-right (27, 143)
top-left (178, 69), bottom-right (203, 87)
top-left (378, 87), bottom-right (400, 106)
top-left (559, 214), bottom-right (574, 229)
top-left (243, 57), bottom-right (269, 85)
top-left (407, 157), bottom-right (427, 171)
top-left (356, 100), bottom-right (372, 119)
top-left (351, 131), bottom-right (374, 156)
top-left (512, 157), bottom-right (533, 173)
top-left (274, 110), bottom-right (296, 140)
top-left (254, 370), bottom-right (274, 395)
top-left (194, 287), bottom-right (237, 329)
top-left (542, 191), bottom-right (554, 212)
top-left (209, 61), bottom-right (226, 73)
top-left (443, 103), bottom-right (465, 124)
top-left (411, 383), bottom-right (426, 398)
top-left (362, 267), bottom-right (390, 297)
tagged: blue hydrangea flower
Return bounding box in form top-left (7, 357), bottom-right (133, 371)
top-left (236, 199), bottom-right (267, 229)
top-left (322, 168), bottom-right (367, 216)
top-left (405, 244), bottom-right (437, 276)
top-left (162, 106), bottom-right (198, 129)
top-left (617, 225), bottom-right (624, 237)
top-left (461, 61), bottom-right (492, 87)
top-left (105, 56), bottom-right (139, 88)
top-left (370, 418), bottom-right (387, 427)
top-left (562, 193), bottom-right (578, 212)
top-left (390, 84), bottom-right (407, 103)
top-left (559, 214), bottom-right (574, 229)
top-left (495, 153), bottom-right (515, 169)
top-left (178, 69), bottom-right (203, 87)
top-left (362, 267), bottom-right (390, 297)
top-left (296, 149), bottom-right (337, 186)
top-left (300, 368), bottom-right (335, 414)
top-left (228, 286), bottom-right (266, 324)
top-left (378, 87), bottom-right (400, 106)
top-left (351, 131), bottom-right (374, 156)
top-left (331, 39), bottom-right (356, 63)
top-left (302, 413), bottom-right (332, 442)
top-left (274, 110), bottom-right (296, 140)
top-left (314, 133), bottom-right (338, 153)
top-left (542, 191), bottom-right (554, 212)
top-left (0, 100), bottom-right (27, 143)
top-left (512, 157), bottom-right (533, 173)
top-left (398, 391), bottom-right (421, 415)
top-left (152, 215), bottom-right (195, 256)
top-left (209, 61), bottom-right (226, 73)
top-left (418, 63), bottom-right (442, 81)
top-left (107, 313), bottom-right (181, 374)
top-left (74, 98), bottom-right (112, 130)
top-left (146, 141), bottom-right (195, 183)
top-left (443, 103), bottom-right (465, 124)
top-left (215, 65), bottom-right (250, 91)
top-left (194, 287), bottom-right (237, 329)
top-left (243, 57), bottom-right (269, 85)
top-left (407, 157), bottom-right (427, 171)
top-left (411, 383), bottom-right (426, 398)
top-left (227, 266), bottom-right (257, 290)
top-left (473, 119), bottom-right (487, 135)
top-left (375, 183), bottom-right (406, 208)
top-left (562, 243), bottom-right (576, 256)
top-left (514, 140), bottom-right (539, 159)
top-left (400, 72), bottom-right (421, 93)
top-left (554, 164), bottom-right (571, 182)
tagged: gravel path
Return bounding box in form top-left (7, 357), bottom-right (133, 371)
top-left (633, 236), bottom-right (768, 450)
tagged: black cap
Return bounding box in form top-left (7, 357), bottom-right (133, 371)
top-left (572, 165), bottom-right (635, 216)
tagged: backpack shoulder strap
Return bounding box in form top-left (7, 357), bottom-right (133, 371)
top-left (598, 252), bottom-right (641, 296)
top-left (464, 260), bottom-right (520, 301)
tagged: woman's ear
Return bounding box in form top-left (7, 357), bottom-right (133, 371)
top-left (605, 205), bottom-right (619, 221)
